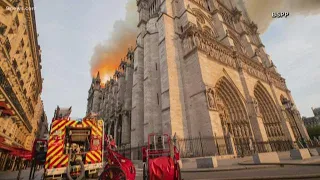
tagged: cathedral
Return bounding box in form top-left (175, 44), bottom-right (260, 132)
top-left (86, 0), bottom-right (309, 159)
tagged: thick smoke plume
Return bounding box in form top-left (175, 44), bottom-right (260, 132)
top-left (241, 0), bottom-right (320, 33)
top-left (90, 0), bottom-right (138, 82)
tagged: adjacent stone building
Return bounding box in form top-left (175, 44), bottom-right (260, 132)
top-left (0, 0), bottom-right (43, 170)
top-left (87, 0), bottom-right (309, 158)
top-left (36, 108), bottom-right (48, 139)
top-left (303, 107), bottom-right (320, 128)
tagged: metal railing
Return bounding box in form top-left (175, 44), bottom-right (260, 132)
top-left (116, 144), bottom-right (146, 160)
top-left (306, 139), bottom-right (320, 148)
top-left (115, 136), bottom-right (302, 159)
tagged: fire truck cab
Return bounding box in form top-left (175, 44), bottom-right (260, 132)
top-left (44, 106), bottom-right (104, 180)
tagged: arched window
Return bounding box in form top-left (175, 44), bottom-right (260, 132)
top-left (192, 8), bottom-right (219, 39)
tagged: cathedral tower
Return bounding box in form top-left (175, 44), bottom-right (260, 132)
top-left (86, 72), bottom-right (103, 115)
top-left (129, 0), bottom-right (309, 158)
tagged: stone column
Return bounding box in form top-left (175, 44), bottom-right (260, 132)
top-left (286, 90), bottom-right (310, 140)
top-left (1, 153), bottom-right (8, 170)
top-left (122, 64), bottom-right (133, 145)
top-left (107, 123), bottom-right (111, 135)
top-left (114, 118), bottom-right (119, 142)
top-left (236, 61), bottom-right (268, 143)
top-left (292, 110), bottom-right (310, 140)
top-left (11, 156), bottom-right (16, 171)
top-left (121, 112), bottom-right (130, 145)
top-left (210, 4), bottom-right (234, 47)
top-left (131, 31), bottom-right (146, 159)
top-left (280, 108), bottom-right (297, 142)
top-left (158, 2), bottom-right (186, 139)
top-left (268, 82), bottom-right (298, 146)
top-left (143, 26), bottom-right (162, 143)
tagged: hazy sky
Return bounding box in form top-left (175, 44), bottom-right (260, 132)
top-left (34, 0), bottom-right (320, 124)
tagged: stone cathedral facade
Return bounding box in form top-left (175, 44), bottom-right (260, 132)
top-left (87, 0), bottom-right (309, 157)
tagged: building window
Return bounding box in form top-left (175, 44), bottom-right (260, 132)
top-left (15, 16), bottom-right (19, 27)
top-left (155, 63), bottom-right (158, 71)
top-left (0, 23), bottom-right (7, 35)
top-left (12, 0), bottom-right (19, 7)
top-left (13, 59), bottom-right (18, 69)
top-left (20, 39), bottom-right (24, 47)
top-left (5, 37), bottom-right (11, 52)
top-left (157, 93), bottom-right (159, 105)
top-left (24, 52), bottom-right (27, 59)
top-left (2, 129), bottom-right (6, 134)
top-left (17, 71), bottom-right (21, 79)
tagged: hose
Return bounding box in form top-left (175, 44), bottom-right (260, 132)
top-left (66, 150), bottom-right (85, 180)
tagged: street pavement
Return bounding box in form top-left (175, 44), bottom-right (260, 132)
top-left (1, 165), bottom-right (320, 180)
top-left (180, 166), bottom-right (320, 180)
top-left (0, 168), bottom-right (43, 180)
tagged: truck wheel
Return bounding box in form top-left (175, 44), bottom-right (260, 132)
top-left (99, 166), bottom-right (126, 180)
top-left (85, 171), bottom-right (90, 178)
top-left (92, 172), bottom-right (99, 178)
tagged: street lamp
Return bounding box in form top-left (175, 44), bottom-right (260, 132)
top-left (283, 99), bottom-right (307, 148)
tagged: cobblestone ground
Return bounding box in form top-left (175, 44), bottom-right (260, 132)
top-left (1, 166), bottom-right (320, 180)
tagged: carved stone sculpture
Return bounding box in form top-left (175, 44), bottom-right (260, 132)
top-left (252, 98), bottom-right (261, 116)
top-left (206, 88), bottom-right (216, 109)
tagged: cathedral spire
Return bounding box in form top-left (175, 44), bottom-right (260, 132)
top-left (96, 71), bottom-right (101, 81)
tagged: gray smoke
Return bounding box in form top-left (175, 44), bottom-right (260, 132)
top-left (239, 0), bottom-right (320, 33)
top-left (90, 0), bottom-right (138, 81)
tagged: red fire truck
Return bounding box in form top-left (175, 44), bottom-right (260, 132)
top-left (44, 107), bottom-right (104, 179)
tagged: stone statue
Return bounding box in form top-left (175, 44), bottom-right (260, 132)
top-left (194, 35), bottom-right (200, 47)
top-left (183, 38), bottom-right (189, 51)
top-left (252, 98), bottom-right (261, 116)
top-left (245, 126), bottom-right (250, 137)
top-left (241, 126), bottom-right (246, 137)
top-left (206, 88), bottom-right (216, 109)
top-left (234, 127), bottom-right (238, 136)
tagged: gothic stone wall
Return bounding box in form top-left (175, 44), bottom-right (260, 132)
top-left (130, 0), bottom-right (309, 150)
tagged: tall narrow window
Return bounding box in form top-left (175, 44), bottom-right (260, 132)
top-left (155, 63), bottom-right (158, 70)
top-left (15, 16), bottom-right (19, 27)
top-left (157, 93), bottom-right (159, 105)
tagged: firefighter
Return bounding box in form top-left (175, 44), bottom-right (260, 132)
top-left (107, 135), bottom-right (117, 150)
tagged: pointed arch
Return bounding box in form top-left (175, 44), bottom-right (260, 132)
top-left (192, 8), bottom-right (219, 38)
top-left (254, 82), bottom-right (284, 140)
top-left (215, 76), bottom-right (253, 156)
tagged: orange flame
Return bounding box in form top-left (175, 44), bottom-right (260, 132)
top-left (91, 37), bottom-right (136, 83)
top-left (90, 0), bottom-right (138, 83)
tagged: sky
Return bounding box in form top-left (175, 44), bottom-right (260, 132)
top-left (34, 0), bottom-right (128, 121)
top-left (34, 0), bottom-right (320, 124)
